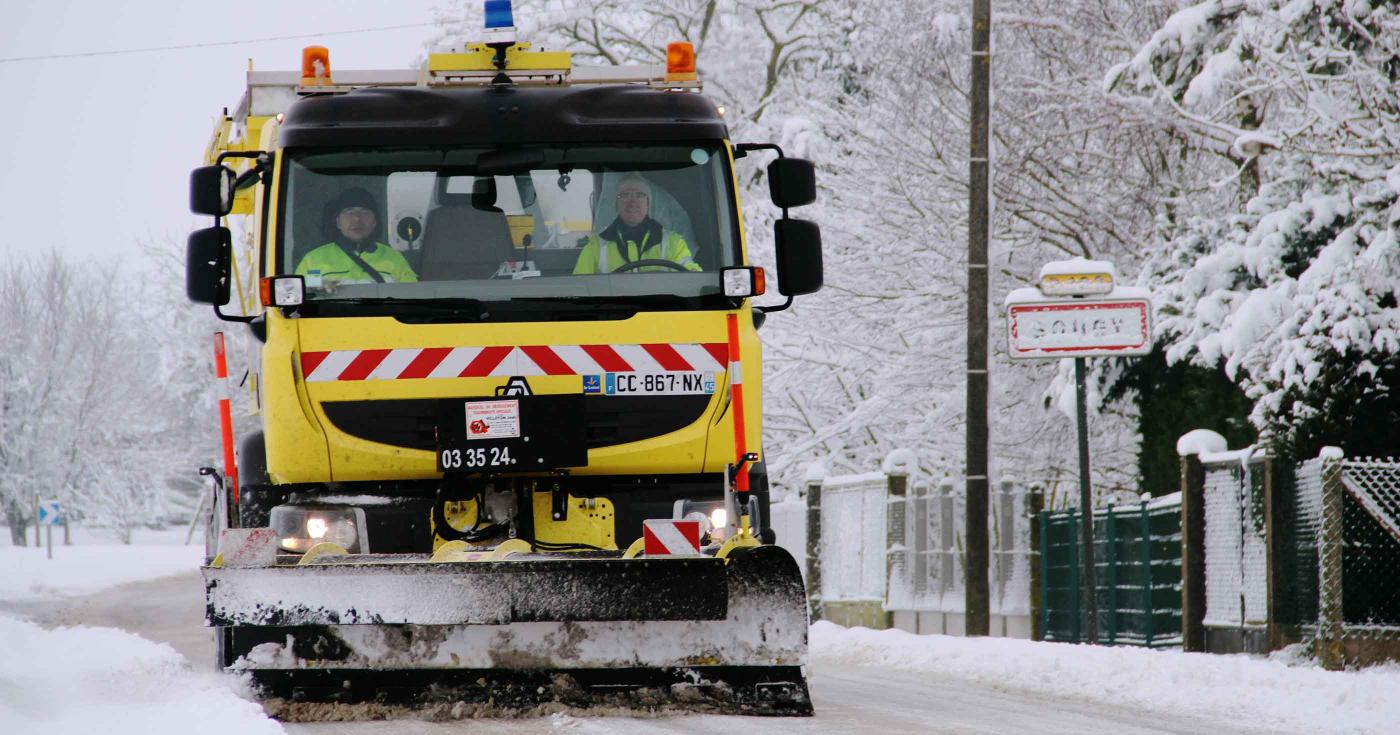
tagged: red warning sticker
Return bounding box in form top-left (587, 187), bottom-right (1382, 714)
top-left (464, 400), bottom-right (520, 440)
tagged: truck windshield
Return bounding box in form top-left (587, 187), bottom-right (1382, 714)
top-left (278, 144), bottom-right (742, 320)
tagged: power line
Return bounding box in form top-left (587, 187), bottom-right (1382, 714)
top-left (0, 22), bottom-right (439, 64)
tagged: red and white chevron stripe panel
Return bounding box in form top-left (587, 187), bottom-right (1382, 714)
top-left (642, 519), bottom-right (703, 556)
top-left (300, 343), bottom-right (728, 382)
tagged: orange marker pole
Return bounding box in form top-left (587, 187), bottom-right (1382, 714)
top-left (725, 313), bottom-right (749, 498)
top-left (214, 333), bottom-right (240, 505)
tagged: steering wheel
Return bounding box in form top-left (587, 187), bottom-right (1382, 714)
top-left (611, 259), bottom-right (690, 273)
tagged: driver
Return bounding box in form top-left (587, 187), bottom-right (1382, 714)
top-left (295, 187), bottom-right (418, 285)
top-left (572, 174), bottom-right (701, 274)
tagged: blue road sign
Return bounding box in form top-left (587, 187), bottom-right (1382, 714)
top-left (38, 500), bottom-right (61, 526)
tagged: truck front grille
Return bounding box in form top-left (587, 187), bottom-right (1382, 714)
top-left (321, 396), bottom-right (712, 451)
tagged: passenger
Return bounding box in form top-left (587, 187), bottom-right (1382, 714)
top-left (295, 187), bottom-right (418, 284)
top-left (573, 174), bottom-right (701, 274)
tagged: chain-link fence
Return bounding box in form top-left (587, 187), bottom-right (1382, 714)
top-left (1299, 455), bottom-right (1400, 667)
top-left (1180, 444), bottom-right (1400, 664)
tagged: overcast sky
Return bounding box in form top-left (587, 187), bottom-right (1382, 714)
top-left (0, 0), bottom-right (453, 268)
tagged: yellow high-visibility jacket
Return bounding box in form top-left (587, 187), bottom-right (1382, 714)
top-left (294, 242), bottom-right (418, 284)
top-left (572, 219), bottom-right (700, 274)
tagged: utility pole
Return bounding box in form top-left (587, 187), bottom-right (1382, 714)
top-left (965, 0), bottom-right (992, 637)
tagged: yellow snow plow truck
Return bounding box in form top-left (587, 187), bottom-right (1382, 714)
top-left (185, 1), bottom-right (822, 718)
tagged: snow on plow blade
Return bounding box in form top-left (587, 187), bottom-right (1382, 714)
top-left (206, 554), bottom-right (731, 626)
top-left (205, 544), bottom-right (812, 717)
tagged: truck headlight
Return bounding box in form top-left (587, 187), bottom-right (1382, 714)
top-left (269, 505), bottom-right (368, 554)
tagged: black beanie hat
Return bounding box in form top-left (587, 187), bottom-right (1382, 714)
top-left (334, 187), bottom-right (379, 214)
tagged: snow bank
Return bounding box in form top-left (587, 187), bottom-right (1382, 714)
top-left (0, 615), bottom-right (280, 735)
top-left (811, 622), bottom-right (1400, 734)
top-left (0, 527), bottom-right (201, 601)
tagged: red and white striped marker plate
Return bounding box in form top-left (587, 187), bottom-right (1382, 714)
top-left (300, 343), bottom-right (728, 382)
top-left (642, 519), bottom-right (703, 556)
top-left (215, 528), bottom-right (279, 568)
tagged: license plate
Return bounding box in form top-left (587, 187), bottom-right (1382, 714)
top-left (587, 372), bottom-right (716, 396)
top-left (439, 444), bottom-right (518, 471)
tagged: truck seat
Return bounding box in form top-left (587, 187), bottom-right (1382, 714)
top-left (418, 202), bottom-right (515, 281)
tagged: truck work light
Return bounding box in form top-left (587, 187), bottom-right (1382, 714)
top-left (666, 41), bottom-right (696, 78)
top-left (300, 46), bottom-right (332, 86)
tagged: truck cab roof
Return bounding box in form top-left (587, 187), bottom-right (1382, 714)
top-left (280, 85), bottom-right (730, 148)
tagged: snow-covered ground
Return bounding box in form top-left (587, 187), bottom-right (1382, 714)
top-left (0, 526), bottom-right (202, 601)
top-left (0, 615), bottom-right (279, 735)
top-left (0, 526), bottom-right (274, 734)
top-left (813, 622), bottom-right (1400, 734)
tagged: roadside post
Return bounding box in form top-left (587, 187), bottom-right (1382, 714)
top-left (184, 475), bottom-right (215, 546)
top-left (1005, 259), bottom-right (1152, 642)
top-left (213, 333), bottom-right (240, 506)
top-left (38, 499), bottom-right (62, 560)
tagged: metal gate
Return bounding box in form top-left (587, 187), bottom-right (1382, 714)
top-left (818, 472), bottom-right (887, 604)
top-left (1039, 496), bottom-right (1182, 646)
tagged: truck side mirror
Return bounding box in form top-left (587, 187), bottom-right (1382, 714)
top-left (774, 219), bottom-right (822, 296)
top-left (767, 158), bottom-right (816, 209)
top-left (187, 226), bottom-right (232, 305)
top-left (190, 165), bottom-right (237, 217)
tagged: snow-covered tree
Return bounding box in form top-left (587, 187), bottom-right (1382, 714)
top-left (842, 1), bottom-right (1189, 501)
top-left (427, 1), bottom-right (1199, 501)
top-left (1110, 0), bottom-right (1400, 457)
top-left (81, 240), bottom-right (224, 536)
top-left (0, 249), bottom-right (220, 544)
top-left (0, 255), bottom-right (128, 543)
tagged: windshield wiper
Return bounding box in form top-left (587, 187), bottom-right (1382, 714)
top-left (507, 294), bottom-right (693, 309)
top-left (301, 294), bottom-right (716, 323)
top-left (311, 296), bottom-right (484, 310)
top-left (302, 297), bottom-right (490, 321)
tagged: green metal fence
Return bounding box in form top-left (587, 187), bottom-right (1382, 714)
top-left (1040, 497), bottom-right (1183, 647)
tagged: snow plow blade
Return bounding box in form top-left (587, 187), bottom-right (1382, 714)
top-left (205, 543), bottom-right (811, 718)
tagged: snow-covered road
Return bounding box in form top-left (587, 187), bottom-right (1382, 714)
top-left (2, 571), bottom-right (1287, 734)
